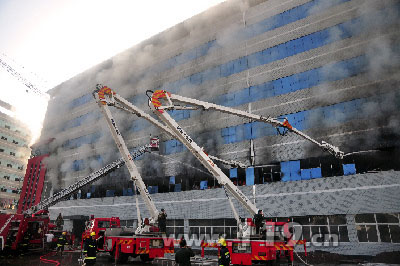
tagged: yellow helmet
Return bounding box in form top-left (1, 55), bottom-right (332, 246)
top-left (218, 238), bottom-right (226, 246)
top-left (90, 232), bottom-right (96, 236)
top-left (62, 232), bottom-right (67, 235)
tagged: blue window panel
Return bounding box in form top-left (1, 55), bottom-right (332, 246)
top-left (343, 164), bottom-right (356, 176)
top-left (235, 125), bottom-right (245, 142)
top-left (73, 160), bottom-right (84, 171)
top-left (221, 62), bottom-right (234, 77)
top-left (246, 167), bottom-right (255, 186)
top-left (87, 192), bottom-right (91, 199)
top-left (311, 168), bottom-right (322, 179)
top-left (70, 93), bottom-right (92, 109)
top-left (286, 41), bottom-right (296, 57)
top-left (106, 190), bottom-right (114, 197)
top-left (228, 126), bottom-right (236, 136)
top-left (280, 161), bottom-right (291, 174)
top-left (281, 172), bottom-right (291, 182)
top-left (290, 160), bottom-right (301, 173)
top-left (190, 72), bottom-right (203, 85)
top-left (225, 93), bottom-right (235, 106)
top-left (233, 57), bottom-right (247, 74)
top-left (280, 77), bottom-right (292, 94)
top-left (291, 170), bottom-right (302, 181)
top-left (303, 35), bottom-right (314, 51)
top-left (269, 47), bottom-right (279, 62)
top-left (301, 169), bottom-right (312, 180)
top-left (235, 89), bottom-right (250, 106)
top-left (244, 123), bottom-right (253, 140)
top-left (230, 168), bottom-right (238, 178)
top-left (272, 79), bottom-right (283, 95)
top-left (308, 69), bottom-right (320, 87)
top-left (221, 127), bottom-right (229, 137)
top-left (200, 181), bottom-right (208, 190)
top-left (174, 184), bottom-right (182, 192)
top-left (247, 52), bottom-right (263, 68)
top-left (228, 135), bottom-right (236, 144)
top-left (169, 176), bottom-right (175, 184)
top-left (203, 68), bottom-right (220, 81)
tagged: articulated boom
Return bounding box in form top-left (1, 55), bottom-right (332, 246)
top-left (150, 90), bottom-right (345, 159)
top-left (27, 143), bottom-right (155, 215)
top-left (149, 90), bottom-right (259, 219)
top-left (93, 86), bottom-right (159, 224)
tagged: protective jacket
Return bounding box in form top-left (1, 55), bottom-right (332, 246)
top-left (83, 238), bottom-right (97, 262)
top-left (218, 246), bottom-right (230, 266)
top-left (175, 247), bottom-right (195, 266)
top-left (57, 235), bottom-right (67, 247)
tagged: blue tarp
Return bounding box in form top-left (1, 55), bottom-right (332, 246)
top-left (169, 176), bottom-right (175, 184)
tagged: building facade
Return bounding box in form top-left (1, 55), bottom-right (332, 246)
top-left (0, 101), bottom-right (32, 213)
top-left (40, 0), bottom-right (400, 256)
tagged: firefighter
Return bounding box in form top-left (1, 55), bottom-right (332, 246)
top-left (218, 238), bottom-right (230, 266)
top-left (158, 208), bottom-right (167, 233)
top-left (175, 238), bottom-right (194, 266)
top-left (55, 213), bottom-right (64, 230)
top-left (83, 232), bottom-right (98, 265)
top-left (56, 231), bottom-right (67, 255)
top-left (20, 231), bottom-right (31, 256)
top-left (253, 209), bottom-right (265, 235)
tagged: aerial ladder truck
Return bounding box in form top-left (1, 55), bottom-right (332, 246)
top-left (146, 89), bottom-right (346, 264)
top-left (91, 85), bottom-right (345, 264)
top-left (91, 85), bottom-right (250, 262)
top-left (0, 139), bottom-right (157, 254)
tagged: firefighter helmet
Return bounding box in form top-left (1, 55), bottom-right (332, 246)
top-left (218, 238), bottom-right (227, 246)
top-left (90, 232), bottom-right (96, 236)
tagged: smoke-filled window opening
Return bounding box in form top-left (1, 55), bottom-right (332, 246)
top-left (288, 215), bottom-right (349, 244)
top-left (355, 213), bottom-right (400, 243)
top-left (254, 165), bottom-right (281, 183)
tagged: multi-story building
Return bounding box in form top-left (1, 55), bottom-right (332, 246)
top-left (40, 0), bottom-right (400, 257)
top-left (0, 100), bottom-right (31, 213)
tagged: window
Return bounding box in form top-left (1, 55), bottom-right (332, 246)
top-left (17, 166), bottom-right (23, 170)
top-left (166, 219), bottom-right (185, 238)
top-left (292, 215), bottom-right (349, 244)
top-left (97, 220), bottom-right (110, 228)
top-left (355, 213), bottom-right (400, 243)
top-left (5, 125), bottom-right (10, 129)
top-left (10, 152), bottom-right (15, 156)
top-left (12, 140), bottom-right (19, 145)
top-left (1, 136), bottom-right (7, 141)
top-left (0, 149), bottom-right (4, 152)
top-left (189, 219), bottom-right (237, 240)
top-left (7, 164), bottom-right (12, 168)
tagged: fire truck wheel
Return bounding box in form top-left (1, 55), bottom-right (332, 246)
top-left (140, 254), bottom-right (154, 262)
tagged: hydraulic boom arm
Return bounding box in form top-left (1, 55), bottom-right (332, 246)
top-left (27, 142), bottom-right (155, 215)
top-left (93, 86), bottom-right (159, 221)
top-left (148, 90), bottom-right (259, 217)
top-left (150, 90), bottom-right (345, 159)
